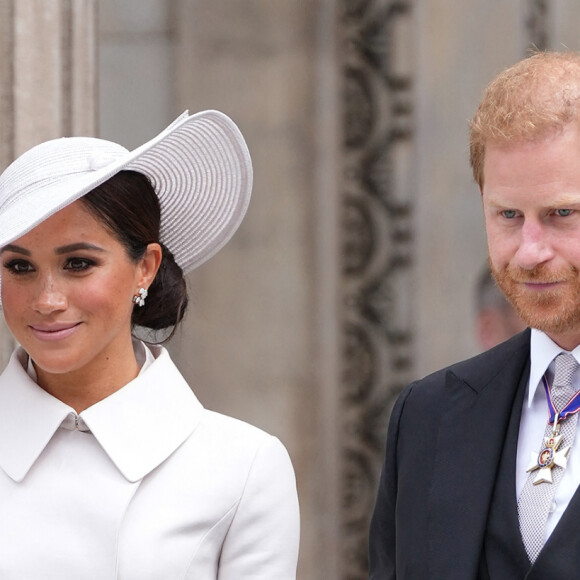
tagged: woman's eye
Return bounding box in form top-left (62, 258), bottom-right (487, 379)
top-left (556, 209), bottom-right (573, 217)
top-left (502, 210), bottom-right (517, 219)
top-left (65, 257), bottom-right (95, 272)
top-left (3, 259), bottom-right (34, 274)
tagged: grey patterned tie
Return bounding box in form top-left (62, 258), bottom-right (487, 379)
top-left (517, 352), bottom-right (579, 563)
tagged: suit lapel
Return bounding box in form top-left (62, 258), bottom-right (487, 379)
top-left (428, 332), bottom-right (530, 579)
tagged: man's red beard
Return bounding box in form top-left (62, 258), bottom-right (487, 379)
top-left (490, 261), bottom-right (580, 335)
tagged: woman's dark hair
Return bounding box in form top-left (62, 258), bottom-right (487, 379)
top-left (80, 170), bottom-right (188, 341)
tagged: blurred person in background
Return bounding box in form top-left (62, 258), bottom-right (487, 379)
top-left (476, 264), bottom-right (526, 350)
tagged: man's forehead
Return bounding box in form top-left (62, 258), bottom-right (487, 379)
top-left (483, 189), bottom-right (580, 207)
top-left (483, 125), bottom-right (580, 185)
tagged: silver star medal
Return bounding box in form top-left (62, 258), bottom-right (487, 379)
top-left (526, 415), bottom-right (571, 485)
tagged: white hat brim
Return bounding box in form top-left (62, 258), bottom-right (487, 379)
top-left (0, 109), bottom-right (253, 275)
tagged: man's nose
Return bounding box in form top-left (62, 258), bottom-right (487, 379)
top-left (514, 220), bottom-right (554, 270)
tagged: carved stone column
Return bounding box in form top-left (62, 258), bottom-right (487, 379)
top-left (338, 1), bottom-right (416, 577)
top-left (0, 0), bottom-right (97, 363)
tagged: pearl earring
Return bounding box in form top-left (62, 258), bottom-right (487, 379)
top-left (133, 287), bottom-right (148, 307)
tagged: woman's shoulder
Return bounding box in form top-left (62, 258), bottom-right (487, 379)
top-left (165, 408), bottom-right (296, 503)
top-left (196, 408), bottom-right (288, 456)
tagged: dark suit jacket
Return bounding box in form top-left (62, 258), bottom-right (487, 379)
top-left (368, 329), bottom-right (580, 579)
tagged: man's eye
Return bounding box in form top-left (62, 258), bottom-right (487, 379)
top-left (556, 209), bottom-right (573, 217)
top-left (3, 260), bottom-right (34, 274)
top-left (502, 210), bottom-right (517, 219)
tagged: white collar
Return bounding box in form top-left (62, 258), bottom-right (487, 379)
top-left (527, 328), bottom-right (580, 407)
top-left (0, 343), bottom-right (203, 483)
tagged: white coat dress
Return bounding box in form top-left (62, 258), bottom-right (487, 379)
top-left (0, 343), bottom-right (300, 579)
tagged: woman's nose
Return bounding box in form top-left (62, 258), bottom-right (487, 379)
top-left (33, 277), bottom-right (67, 314)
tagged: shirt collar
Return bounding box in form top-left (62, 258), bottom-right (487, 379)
top-left (527, 328), bottom-right (580, 407)
top-left (0, 343), bottom-right (203, 483)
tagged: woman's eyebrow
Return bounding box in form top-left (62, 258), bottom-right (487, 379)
top-left (0, 242), bottom-right (106, 256)
top-left (55, 243), bottom-right (106, 255)
top-left (0, 244), bottom-right (30, 256)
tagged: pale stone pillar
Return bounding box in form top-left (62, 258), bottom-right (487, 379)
top-left (97, 0), bottom-right (175, 148)
top-left (0, 0), bottom-right (97, 364)
top-left (414, 1), bottom-right (528, 378)
top-left (171, 1), bottom-right (341, 578)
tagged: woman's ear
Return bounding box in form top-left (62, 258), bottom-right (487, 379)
top-left (138, 243), bottom-right (163, 289)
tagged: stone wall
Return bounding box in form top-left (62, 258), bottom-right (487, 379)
top-left (4, 1), bottom-right (580, 578)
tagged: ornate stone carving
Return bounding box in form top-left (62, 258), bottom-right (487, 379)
top-left (339, 1), bottom-right (415, 577)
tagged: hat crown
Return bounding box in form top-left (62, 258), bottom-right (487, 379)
top-left (0, 138), bottom-right (129, 213)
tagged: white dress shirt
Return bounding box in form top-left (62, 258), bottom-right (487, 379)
top-left (516, 328), bottom-right (580, 541)
top-left (0, 342), bottom-right (300, 579)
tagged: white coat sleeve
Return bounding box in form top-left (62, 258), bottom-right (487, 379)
top-left (217, 435), bottom-right (300, 580)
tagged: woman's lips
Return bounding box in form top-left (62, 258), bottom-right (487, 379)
top-left (29, 323), bottom-right (81, 342)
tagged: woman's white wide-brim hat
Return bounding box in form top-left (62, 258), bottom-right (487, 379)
top-left (0, 109), bottom-right (252, 275)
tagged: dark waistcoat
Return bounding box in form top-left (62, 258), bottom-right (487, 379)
top-left (481, 366), bottom-right (580, 580)
top-left (480, 368), bottom-right (531, 579)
